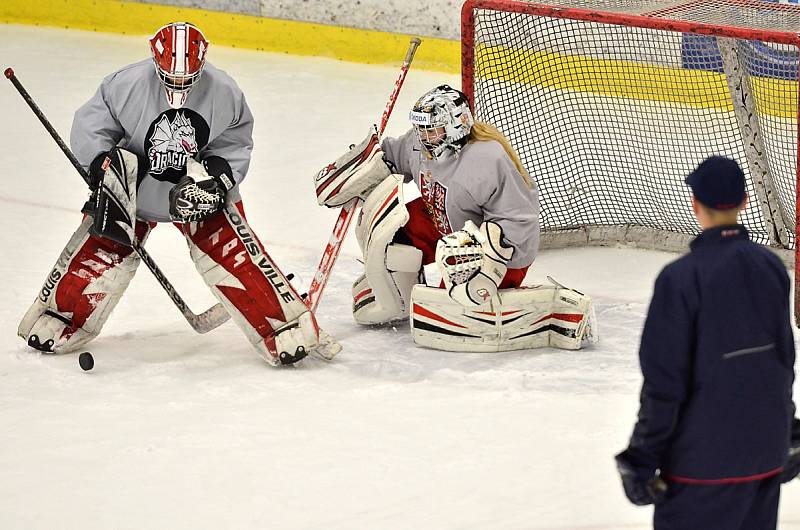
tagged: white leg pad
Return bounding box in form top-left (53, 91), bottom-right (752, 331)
top-left (182, 204), bottom-right (340, 365)
top-left (353, 243), bottom-right (423, 324)
top-left (410, 280), bottom-right (597, 352)
top-left (18, 216), bottom-right (144, 354)
top-left (352, 175), bottom-right (422, 325)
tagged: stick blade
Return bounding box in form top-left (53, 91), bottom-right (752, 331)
top-left (188, 303), bottom-right (230, 334)
top-left (311, 329), bottom-right (342, 361)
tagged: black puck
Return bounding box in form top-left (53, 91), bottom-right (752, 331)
top-left (78, 352), bottom-right (94, 371)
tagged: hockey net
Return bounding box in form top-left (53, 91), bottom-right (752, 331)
top-left (461, 0), bottom-right (800, 315)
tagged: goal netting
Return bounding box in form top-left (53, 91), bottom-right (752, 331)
top-left (461, 0), bottom-right (799, 262)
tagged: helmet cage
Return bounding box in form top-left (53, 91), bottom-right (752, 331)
top-left (156, 67), bottom-right (203, 93)
top-left (149, 22), bottom-right (209, 109)
top-left (409, 85), bottom-right (474, 160)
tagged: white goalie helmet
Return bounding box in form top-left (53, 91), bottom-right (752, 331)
top-left (409, 84), bottom-right (475, 160)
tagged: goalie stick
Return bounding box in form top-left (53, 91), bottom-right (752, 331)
top-left (306, 37), bottom-right (422, 312)
top-left (4, 67), bottom-right (230, 335)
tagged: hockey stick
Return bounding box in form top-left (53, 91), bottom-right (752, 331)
top-left (4, 67), bottom-right (230, 334)
top-left (306, 37), bottom-right (422, 312)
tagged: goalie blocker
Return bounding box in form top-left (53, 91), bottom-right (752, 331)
top-left (410, 279), bottom-right (597, 352)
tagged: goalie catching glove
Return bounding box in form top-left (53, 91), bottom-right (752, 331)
top-left (314, 125), bottom-right (393, 207)
top-left (436, 220), bottom-right (514, 307)
top-left (169, 156), bottom-right (235, 222)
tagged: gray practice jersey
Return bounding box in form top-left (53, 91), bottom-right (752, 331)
top-left (382, 129), bottom-right (539, 268)
top-left (70, 59), bottom-right (254, 222)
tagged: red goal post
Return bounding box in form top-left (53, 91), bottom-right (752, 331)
top-left (461, 0), bottom-right (800, 322)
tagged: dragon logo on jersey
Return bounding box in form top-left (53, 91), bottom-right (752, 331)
top-left (143, 108), bottom-right (209, 183)
top-left (420, 170), bottom-right (452, 234)
top-left (148, 112), bottom-right (198, 175)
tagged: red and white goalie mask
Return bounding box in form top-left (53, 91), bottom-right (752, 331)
top-left (149, 22), bottom-right (209, 109)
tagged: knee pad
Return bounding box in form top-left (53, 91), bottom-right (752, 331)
top-left (18, 216), bottom-right (149, 353)
top-left (353, 243), bottom-right (423, 324)
top-left (352, 175), bottom-right (423, 324)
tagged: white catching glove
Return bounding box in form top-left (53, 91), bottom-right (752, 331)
top-left (436, 220), bottom-right (514, 307)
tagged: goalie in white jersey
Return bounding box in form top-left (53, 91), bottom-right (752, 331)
top-left (315, 85), bottom-right (595, 352)
top-left (17, 22), bottom-right (333, 366)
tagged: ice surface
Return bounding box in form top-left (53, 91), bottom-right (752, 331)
top-left (0, 24), bottom-right (798, 529)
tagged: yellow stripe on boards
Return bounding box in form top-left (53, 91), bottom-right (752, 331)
top-left (751, 76), bottom-right (798, 119)
top-left (0, 0), bottom-right (461, 73)
top-left (2, 0), bottom-right (795, 117)
top-left (475, 44), bottom-right (797, 119)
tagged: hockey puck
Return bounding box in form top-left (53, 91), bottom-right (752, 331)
top-left (78, 352), bottom-right (94, 371)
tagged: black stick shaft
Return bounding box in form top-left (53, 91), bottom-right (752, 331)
top-left (4, 67), bottom-right (91, 187)
top-left (132, 239), bottom-right (190, 314)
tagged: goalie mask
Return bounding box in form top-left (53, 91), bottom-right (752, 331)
top-left (409, 85), bottom-right (474, 160)
top-left (149, 22), bottom-right (209, 109)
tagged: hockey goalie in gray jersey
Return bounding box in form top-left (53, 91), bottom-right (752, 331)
top-left (17, 22), bottom-right (337, 366)
top-left (315, 85), bottom-right (596, 352)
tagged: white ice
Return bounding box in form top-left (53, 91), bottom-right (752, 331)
top-left (0, 24), bottom-right (798, 529)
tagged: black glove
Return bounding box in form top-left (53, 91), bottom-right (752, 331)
top-left (88, 151), bottom-right (111, 191)
top-left (169, 156), bottom-right (235, 223)
top-left (781, 418), bottom-right (800, 483)
top-left (615, 451), bottom-right (668, 506)
top-left (202, 156), bottom-right (236, 192)
top-left (81, 151), bottom-right (114, 216)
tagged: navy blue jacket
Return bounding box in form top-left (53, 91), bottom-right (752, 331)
top-left (624, 225), bottom-right (796, 482)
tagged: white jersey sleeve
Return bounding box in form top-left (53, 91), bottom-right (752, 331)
top-left (381, 130), bottom-right (417, 182)
top-left (198, 90), bottom-right (254, 186)
top-left (69, 74), bottom-right (125, 172)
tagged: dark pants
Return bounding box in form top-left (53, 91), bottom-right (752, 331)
top-left (654, 476), bottom-right (781, 530)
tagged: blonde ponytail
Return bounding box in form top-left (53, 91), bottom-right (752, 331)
top-left (468, 121), bottom-right (532, 188)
